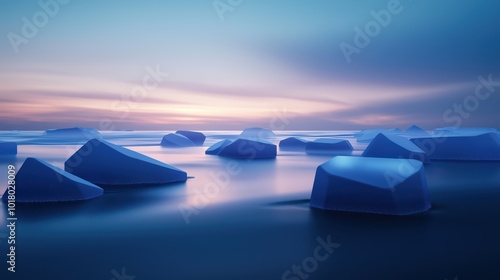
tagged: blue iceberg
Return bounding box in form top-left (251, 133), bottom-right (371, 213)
top-left (65, 139), bottom-right (187, 186)
top-left (362, 133), bottom-right (429, 162)
top-left (161, 133), bottom-right (196, 147)
top-left (43, 127), bottom-right (102, 140)
top-left (205, 139), bottom-right (232, 155)
top-left (433, 127), bottom-right (497, 136)
top-left (2, 158), bottom-right (103, 203)
top-left (279, 137), bottom-right (308, 151)
top-left (405, 124), bottom-right (426, 133)
top-left (411, 132), bottom-right (500, 161)
top-left (218, 138), bottom-right (276, 159)
top-left (310, 156), bottom-right (431, 215)
top-left (356, 128), bottom-right (402, 142)
top-left (176, 130), bottom-right (206, 146)
top-left (240, 127), bottom-right (275, 139)
top-left (305, 138), bottom-right (353, 155)
top-left (0, 140), bottom-right (17, 155)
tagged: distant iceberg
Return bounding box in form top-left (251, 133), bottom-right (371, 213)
top-left (356, 128), bottom-right (402, 142)
top-left (411, 132), bottom-right (500, 161)
top-left (205, 139), bottom-right (232, 155)
top-left (433, 127), bottom-right (498, 136)
top-left (310, 156), bottom-right (431, 215)
top-left (43, 127), bottom-right (102, 141)
top-left (66, 139), bottom-right (187, 186)
top-left (279, 137), bottom-right (308, 151)
top-left (176, 130), bottom-right (206, 146)
top-left (405, 125), bottom-right (426, 133)
top-left (2, 158), bottom-right (103, 202)
top-left (217, 138), bottom-right (276, 159)
top-left (305, 138), bottom-right (353, 155)
top-left (362, 133), bottom-right (429, 162)
top-left (240, 127), bottom-right (275, 139)
top-left (161, 133), bottom-right (196, 148)
top-left (0, 140), bottom-right (17, 155)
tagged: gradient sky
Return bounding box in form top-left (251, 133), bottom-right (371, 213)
top-left (1, 0), bottom-right (499, 130)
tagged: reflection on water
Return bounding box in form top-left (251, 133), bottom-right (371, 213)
top-left (0, 131), bottom-right (499, 279)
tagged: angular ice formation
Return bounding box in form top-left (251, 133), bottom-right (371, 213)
top-left (310, 156), bottom-right (431, 215)
top-left (362, 133), bottom-right (429, 162)
top-left (176, 130), bottom-right (206, 146)
top-left (0, 140), bottom-right (17, 155)
top-left (43, 127), bottom-right (102, 140)
top-left (161, 133), bottom-right (196, 148)
top-left (305, 138), bottom-right (353, 155)
top-left (218, 138), bottom-right (276, 159)
top-left (411, 132), bottom-right (500, 161)
top-left (205, 139), bottom-right (232, 155)
top-left (279, 137), bottom-right (308, 151)
top-left (66, 139), bottom-right (187, 186)
top-left (240, 127), bottom-right (275, 139)
top-left (405, 125), bottom-right (426, 133)
top-left (356, 128), bottom-right (402, 142)
top-left (2, 158), bottom-right (103, 203)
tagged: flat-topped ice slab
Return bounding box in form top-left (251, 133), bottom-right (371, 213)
top-left (0, 140), bottom-right (17, 155)
top-left (363, 133), bottom-right (429, 162)
top-left (433, 127), bottom-right (497, 136)
top-left (240, 127), bottom-right (275, 139)
top-left (411, 132), bottom-right (500, 161)
top-left (161, 133), bottom-right (196, 148)
top-left (205, 140), bottom-right (232, 155)
top-left (43, 127), bottom-right (102, 140)
top-left (310, 156), bottom-right (431, 215)
top-left (176, 130), bottom-right (206, 146)
top-left (279, 137), bottom-right (308, 151)
top-left (305, 138), bottom-right (353, 155)
top-left (217, 138), bottom-right (276, 159)
top-left (66, 139), bottom-right (187, 186)
top-left (2, 158), bottom-right (103, 202)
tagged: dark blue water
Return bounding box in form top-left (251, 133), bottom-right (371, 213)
top-left (1, 131), bottom-right (499, 279)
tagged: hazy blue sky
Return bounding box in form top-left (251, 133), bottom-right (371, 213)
top-left (1, 0), bottom-right (499, 130)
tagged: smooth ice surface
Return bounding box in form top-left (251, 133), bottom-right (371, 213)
top-left (218, 138), bottom-right (277, 159)
top-left (411, 132), bottom-right (500, 161)
top-left (1, 130), bottom-right (500, 280)
top-left (310, 156), bottom-right (431, 215)
top-left (0, 140), bottom-right (17, 155)
top-left (2, 158), bottom-right (103, 202)
top-left (305, 138), bottom-right (353, 155)
top-left (279, 137), bottom-right (308, 151)
top-left (66, 139), bottom-right (187, 186)
top-left (161, 133), bottom-right (196, 147)
top-left (176, 130), bottom-right (206, 146)
top-left (240, 127), bottom-right (275, 139)
top-left (205, 139), bottom-right (232, 155)
top-left (433, 127), bottom-right (497, 136)
top-left (43, 127), bottom-right (102, 140)
top-left (362, 133), bottom-right (429, 162)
